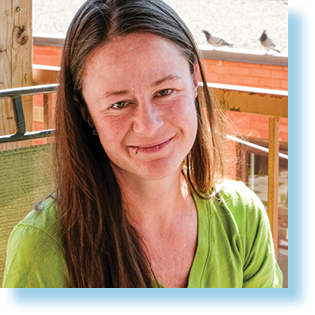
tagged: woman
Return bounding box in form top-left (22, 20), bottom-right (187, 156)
top-left (2, 0), bottom-right (283, 288)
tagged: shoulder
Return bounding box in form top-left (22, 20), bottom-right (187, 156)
top-left (217, 179), bottom-right (263, 208)
top-left (3, 195), bottom-right (68, 288)
top-left (14, 194), bottom-right (63, 248)
top-left (215, 179), bottom-right (267, 226)
top-left (212, 180), bottom-right (282, 288)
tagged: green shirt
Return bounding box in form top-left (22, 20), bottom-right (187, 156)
top-left (2, 180), bottom-right (283, 288)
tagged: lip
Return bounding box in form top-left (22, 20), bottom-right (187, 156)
top-left (130, 137), bottom-right (173, 154)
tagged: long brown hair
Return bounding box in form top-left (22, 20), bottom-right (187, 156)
top-left (54, 0), bottom-right (225, 288)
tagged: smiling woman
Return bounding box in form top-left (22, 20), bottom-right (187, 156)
top-left (82, 33), bottom-right (199, 182)
top-left (2, 0), bottom-right (282, 288)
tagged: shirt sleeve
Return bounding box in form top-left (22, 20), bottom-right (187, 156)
top-left (2, 223), bottom-right (69, 288)
top-left (240, 188), bottom-right (283, 288)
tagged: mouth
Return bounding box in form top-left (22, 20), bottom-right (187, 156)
top-left (131, 137), bottom-right (173, 154)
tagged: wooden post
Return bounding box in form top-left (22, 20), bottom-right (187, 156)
top-left (43, 93), bottom-right (53, 129)
top-left (268, 117), bottom-right (279, 258)
top-left (0, 0), bottom-right (33, 150)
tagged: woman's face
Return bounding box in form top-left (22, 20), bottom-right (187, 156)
top-left (82, 33), bottom-right (198, 182)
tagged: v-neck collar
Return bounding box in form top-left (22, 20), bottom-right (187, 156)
top-left (153, 192), bottom-right (211, 288)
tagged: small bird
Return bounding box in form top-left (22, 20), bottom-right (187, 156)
top-left (202, 30), bottom-right (233, 49)
top-left (259, 30), bottom-right (280, 54)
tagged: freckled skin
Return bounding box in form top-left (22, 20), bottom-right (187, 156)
top-left (82, 33), bottom-right (198, 184)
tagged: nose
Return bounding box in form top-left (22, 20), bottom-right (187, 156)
top-left (132, 100), bottom-right (164, 135)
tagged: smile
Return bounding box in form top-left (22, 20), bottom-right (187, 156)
top-left (131, 137), bottom-right (173, 154)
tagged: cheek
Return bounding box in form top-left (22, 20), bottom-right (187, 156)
top-left (168, 97), bottom-right (198, 130)
top-left (95, 117), bottom-right (127, 147)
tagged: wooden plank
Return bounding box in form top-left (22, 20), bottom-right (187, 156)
top-left (12, 0), bottom-right (33, 148)
top-left (207, 85), bottom-right (288, 118)
top-left (43, 93), bottom-right (53, 129)
top-left (0, 1), bottom-right (14, 145)
top-left (268, 117), bottom-right (279, 257)
top-left (0, 0), bottom-right (33, 151)
top-left (33, 65), bottom-right (60, 85)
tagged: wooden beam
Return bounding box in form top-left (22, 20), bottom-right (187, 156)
top-left (0, 1), bottom-right (14, 144)
top-left (33, 65), bottom-right (60, 85)
top-left (0, 0), bottom-right (33, 151)
top-left (205, 84), bottom-right (288, 118)
top-left (268, 117), bottom-right (280, 257)
top-left (43, 93), bottom-right (54, 129)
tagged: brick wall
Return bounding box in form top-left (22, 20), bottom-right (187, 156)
top-left (203, 59), bottom-right (288, 91)
top-left (33, 45), bottom-right (63, 67)
top-left (32, 45), bottom-right (288, 91)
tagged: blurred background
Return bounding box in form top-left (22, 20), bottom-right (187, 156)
top-left (33, 0), bottom-right (288, 53)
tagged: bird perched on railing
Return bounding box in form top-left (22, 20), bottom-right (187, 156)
top-left (202, 30), bottom-right (233, 49)
top-left (259, 30), bottom-right (280, 54)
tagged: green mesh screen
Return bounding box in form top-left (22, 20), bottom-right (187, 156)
top-left (0, 144), bottom-right (54, 285)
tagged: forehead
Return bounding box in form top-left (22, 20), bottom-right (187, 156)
top-left (83, 32), bottom-right (190, 78)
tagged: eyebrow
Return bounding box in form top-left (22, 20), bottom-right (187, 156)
top-left (151, 74), bottom-right (182, 88)
top-left (104, 75), bottom-right (182, 97)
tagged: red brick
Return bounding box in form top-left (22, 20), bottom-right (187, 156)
top-left (230, 116), bottom-right (252, 129)
top-left (250, 119), bottom-right (269, 130)
top-left (33, 94), bottom-right (43, 106)
top-left (204, 59), bottom-right (218, 66)
top-left (279, 132), bottom-right (288, 142)
top-left (227, 111), bottom-right (247, 120)
top-left (33, 46), bottom-right (59, 57)
top-left (206, 73), bottom-right (219, 82)
top-left (57, 47), bottom-right (63, 58)
top-left (279, 118), bottom-right (288, 125)
top-left (237, 63), bottom-right (262, 69)
top-left (238, 76), bottom-right (260, 87)
top-left (249, 68), bottom-right (271, 78)
top-left (259, 115), bottom-right (269, 122)
top-left (212, 65), bottom-right (230, 75)
top-left (261, 64), bottom-right (287, 71)
top-left (218, 74), bottom-right (240, 85)
top-left (259, 130), bottom-right (269, 139)
top-left (33, 121), bottom-right (44, 131)
top-left (33, 55), bottom-right (59, 66)
top-left (279, 123), bottom-right (288, 134)
top-left (226, 61), bottom-right (249, 68)
top-left (259, 77), bottom-right (282, 89)
top-left (271, 70), bottom-right (288, 80)
top-left (281, 80), bottom-right (288, 90)
top-left (228, 66), bottom-right (251, 76)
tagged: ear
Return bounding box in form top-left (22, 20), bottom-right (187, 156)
top-left (74, 96), bottom-right (88, 121)
top-left (192, 60), bottom-right (199, 98)
top-left (79, 106), bottom-right (89, 122)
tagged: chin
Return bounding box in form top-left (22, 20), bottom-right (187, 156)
top-left (135, 159), bottom-right (184, 181)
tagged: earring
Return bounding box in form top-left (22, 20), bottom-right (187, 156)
top-left (87, 117), bottom-right (98, 136)
top-left (87, 117), bottom-right (93, 128)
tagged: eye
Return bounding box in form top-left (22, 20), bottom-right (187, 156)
top-left (111, 101), bottom-right (127, 109)
top-left (156, 89), bottom-right (172, 97)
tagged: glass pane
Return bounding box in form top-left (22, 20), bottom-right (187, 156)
top-left (247, 153), bottom-right (288, 212)
top-left (246, 152), bottom-right (288, 288)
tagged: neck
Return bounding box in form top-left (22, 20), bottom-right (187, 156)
top-left (115, 168), bottom-right (192, 233)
